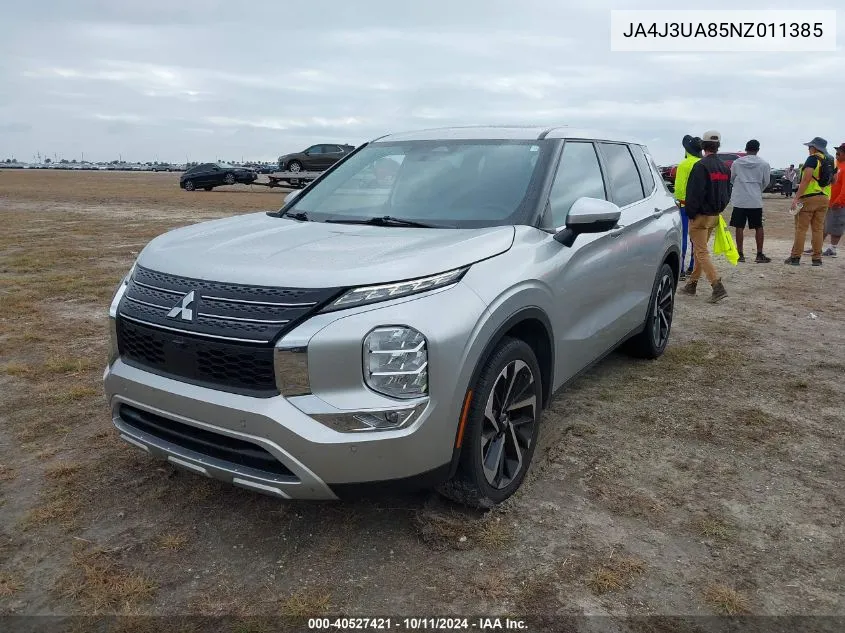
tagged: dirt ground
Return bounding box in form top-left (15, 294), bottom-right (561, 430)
top-left (0, 170), bottom-right (842, 629)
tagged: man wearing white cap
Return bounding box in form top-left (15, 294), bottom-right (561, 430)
top-left (679, 130), bottom-right (730, 303)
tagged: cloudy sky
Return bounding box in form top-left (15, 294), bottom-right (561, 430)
top-left (1, 0), bottom-right (842, 167)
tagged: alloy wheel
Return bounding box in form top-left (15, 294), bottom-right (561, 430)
top-left (651, 272), bottom-right (674, 348)
top-left (480, 359), bottom-right (537, 489)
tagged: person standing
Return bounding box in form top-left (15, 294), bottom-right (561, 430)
top-left (821, 142), bottom-right (845, 256)
top-left (791, 164), bottom-right (800, 194)
top-left (673, 135), bottom-right (702, 279)
top-left (787, 137), bottom-right (834, 266)
top-left (782, 164), bottom-right (796, 197)
top-left (679, 130), bottom-right (731, 303)
top-left (728, 139), bottom-right (771, 263)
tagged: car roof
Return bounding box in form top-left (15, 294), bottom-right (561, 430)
top-left (374, 125), bottom-right (644, 145)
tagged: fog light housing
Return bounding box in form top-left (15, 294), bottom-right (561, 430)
top-left (363, 326), bottom-right (427, 399)
top-left (313, 402), bottom-right (426, 433)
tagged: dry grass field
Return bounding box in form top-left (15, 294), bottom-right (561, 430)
top-left (0, 170), bottom-right (843, 629)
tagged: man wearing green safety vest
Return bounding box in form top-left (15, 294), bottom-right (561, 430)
top-left (674, 135), bottom-right (702, 280)
top-left (787, 137), bottom-right (833, 266)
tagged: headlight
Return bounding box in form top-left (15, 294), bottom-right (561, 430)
top-left (363, 326), bottom-right (427, 399)
top-left (324, 267), bottom-right (467, 312)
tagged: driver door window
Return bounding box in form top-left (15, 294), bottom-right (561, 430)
top-left (548, 142), bottom-right (607, 228)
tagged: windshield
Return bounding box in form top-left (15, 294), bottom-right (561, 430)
top-left (284, 140), bottom-right (551, 228)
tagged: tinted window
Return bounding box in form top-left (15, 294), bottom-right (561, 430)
top-left (306, 145), bottom-right (322, 155)
top-left (599, 143), bottom-right (645, 206)
top-left (548, 142), bottom-right (607, 227)
top-left (630, 144), bottom-right (655, 193)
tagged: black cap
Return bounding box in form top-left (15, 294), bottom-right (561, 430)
top-left (682, 135), bottom-right (702, 156)
top-left (745, 139), bottom-right (760, 152)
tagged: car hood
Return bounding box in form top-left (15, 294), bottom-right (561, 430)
top-left (136, 212), bottom-right (515, 288)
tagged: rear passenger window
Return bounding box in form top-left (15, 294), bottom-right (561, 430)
top-left (630, 145), bottom-right (655, 194)
top-left (548, 142), bottom-right (607, 228)
top-left (598, 143), bottom-right (645, 206)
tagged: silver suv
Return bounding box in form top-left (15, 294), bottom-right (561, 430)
top-left (104, 126), bottom-right (681, 507)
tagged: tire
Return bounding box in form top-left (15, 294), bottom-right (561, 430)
top-left (204, 186), bottom-right (213, 191)
top-left (624, 262), bottom-right (675, 359)
top-left (288, 160), bottom-right (302, 173)
top-left (438, 337), bottom-right (542, 508)
top-left (183, 180), bottom-right (195, 191)
top-left (224, 173), bottom-right (236, 185)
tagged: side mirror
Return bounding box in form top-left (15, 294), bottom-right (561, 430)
top-left (284, 189), bottom-right (301, 204)
top-left (554, 197), bottom-right (621, 247)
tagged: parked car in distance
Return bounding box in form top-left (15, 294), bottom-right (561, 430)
top-left (766, 168), bottom-right (786, 193)
top-left (716, 152), bottom-right (747, 170)
top-left (106, 126), bottom-right (681, 507)
top-left (152, 163), bottom-right (172, 172)
top-left (179, 162), bottom-right (257, 191)
top-left (278, 144), bottom-right (356, 172)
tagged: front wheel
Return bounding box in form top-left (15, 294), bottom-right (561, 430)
top-left (287, 160), bottom-right (302, 173)
top-left (624, 262), bottom-right (675, 359)
top-left (183, 180), bottom-right (195, 191)
top-left (224, 173), bottom-right (236, 185)
top-left (438, 337), bottom-right (542, 508)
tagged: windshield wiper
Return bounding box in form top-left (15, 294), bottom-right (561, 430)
top-left (325, 215), bottom-right (439, 228)
top-left (282, 210), bottom-right (309, 221)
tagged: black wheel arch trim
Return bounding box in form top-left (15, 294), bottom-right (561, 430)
top-left (447, 306), bottom-right (555, 478)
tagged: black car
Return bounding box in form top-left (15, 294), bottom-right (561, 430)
top-left (179, 163), bottom-right (257, 191)
top-left (277, 144), bottom-right (355, 172)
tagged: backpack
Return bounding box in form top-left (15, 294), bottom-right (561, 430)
top-left (814, 154), bottom-right (835, 188)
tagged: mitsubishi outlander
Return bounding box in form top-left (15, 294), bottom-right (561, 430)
top-left (104, 126), bottom-right (681, 508)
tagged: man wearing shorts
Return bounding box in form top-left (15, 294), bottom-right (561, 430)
top-left (729, 139), bottom-right (771, 263)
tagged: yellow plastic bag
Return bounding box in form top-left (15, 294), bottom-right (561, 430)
top-left (713, 215), bottom-right (739, 265)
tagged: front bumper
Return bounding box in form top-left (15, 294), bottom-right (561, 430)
top-left (104, 281), bottom-right (488, 499)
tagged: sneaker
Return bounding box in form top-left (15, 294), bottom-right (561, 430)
top-left (679, 280), bottom-right (698, 296)
top-left (784, 256), bottom-right (801, 266)
top-left (755, 253), bottom-right (771, 263)
top-left (679, 270), bottom-right (686, 281)
top-left (738, 253), bottom-right (746, 263)
top-left (822, 247), bottom-right (837, 257)
top-left (708, 280), bottom-right (728, 304)
top-left (812, 259), bottom-right (823, 267)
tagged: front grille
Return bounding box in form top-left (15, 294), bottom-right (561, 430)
top-left (118, 319), bottom-right (278, 397)
top-left (116, 266), bottom-right (343, 394)
top-left (120, 266), bottom-right (343, 343)
top-left (119, 405), bottom-right (296, 479)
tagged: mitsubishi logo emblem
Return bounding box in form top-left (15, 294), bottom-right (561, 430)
top-left (167, 290), bottom-right (196, 321)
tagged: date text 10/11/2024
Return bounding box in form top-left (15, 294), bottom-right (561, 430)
top-left (308, 617), bottom-right (530, 630)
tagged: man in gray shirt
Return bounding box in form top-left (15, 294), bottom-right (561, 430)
top-left (729, 139), bottom-right (771, 262)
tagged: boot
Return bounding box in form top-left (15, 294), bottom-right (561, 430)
top-left (708, 280), bottom-right (727, 304)
top-left (679, 280), bottom-right (698, 296)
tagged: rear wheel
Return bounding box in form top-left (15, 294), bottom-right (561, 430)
top-left (624, 263), bottom-right (675, 359)
top-left (204, 186), bottom-right (213, 191)
top-left (183, 180), bottom-right (195, 191)
top-left (438, 337), bottom-right (542, 508)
